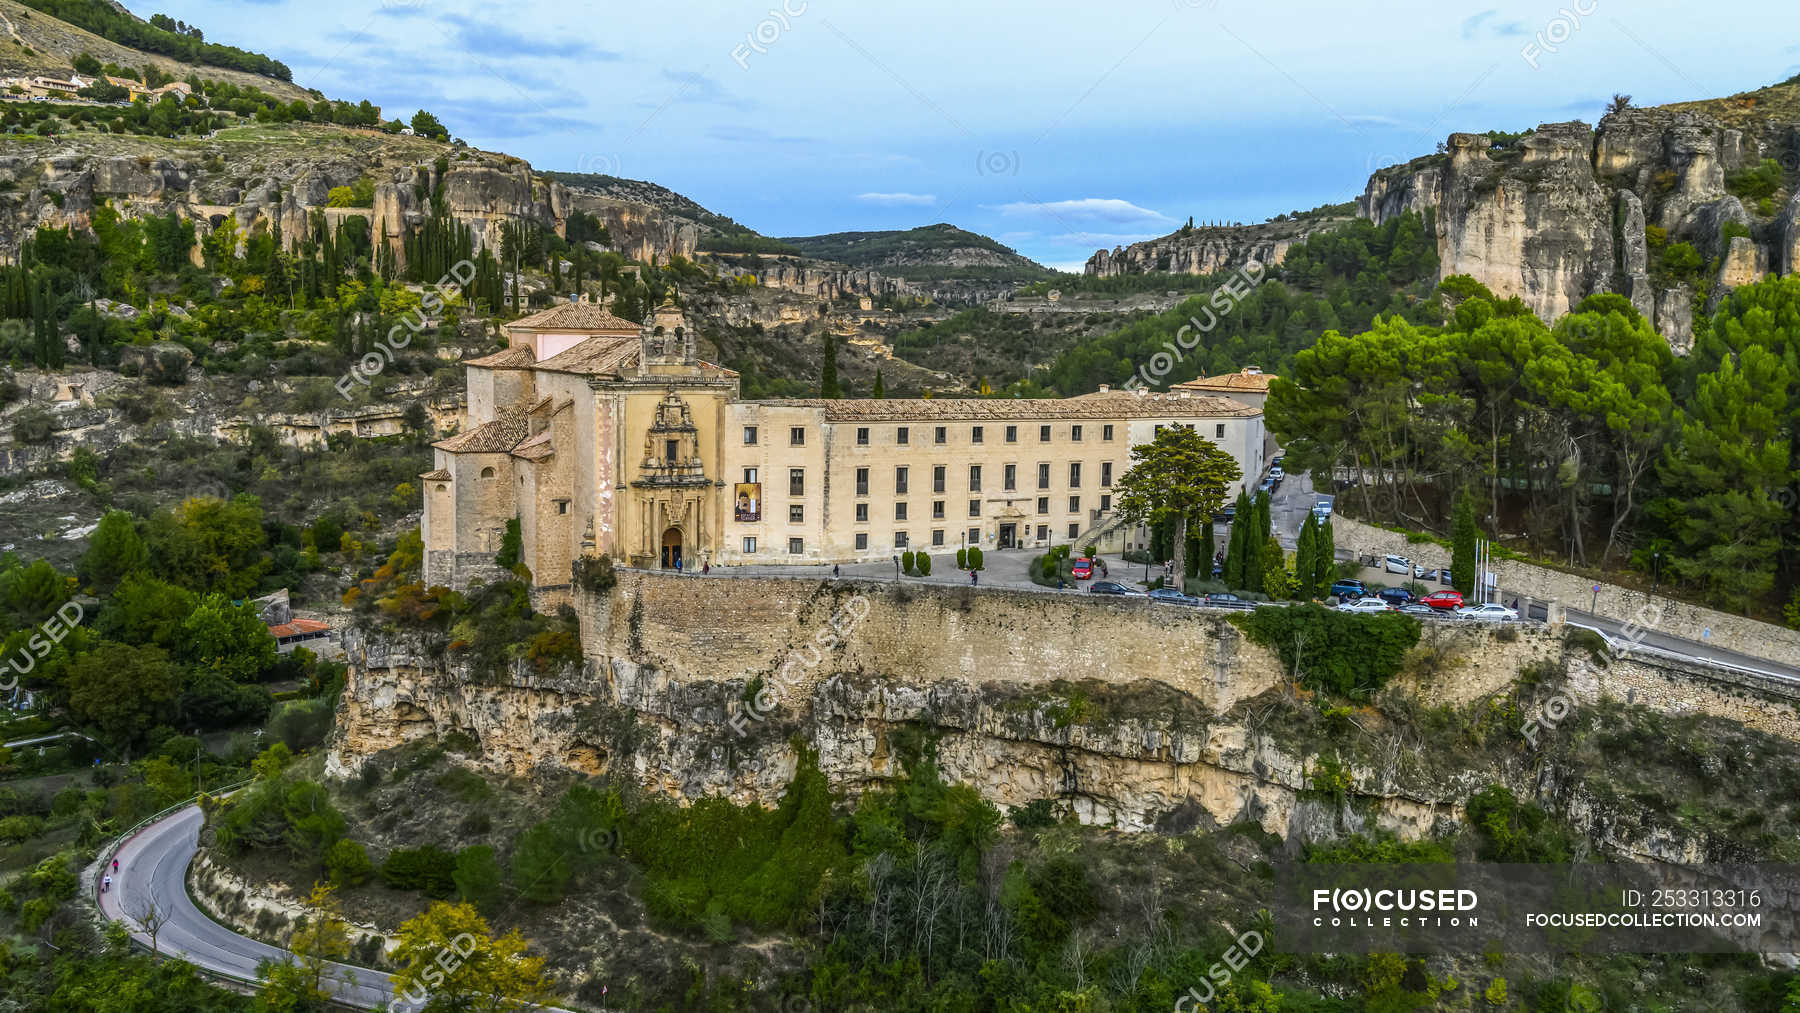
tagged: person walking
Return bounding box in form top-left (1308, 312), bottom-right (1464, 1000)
top-left (970, 569), bottom-right (978, 587)
top-left (101, 874), bottom-right (112, 893)
top-left (833, 564), bottom-right (840, 579)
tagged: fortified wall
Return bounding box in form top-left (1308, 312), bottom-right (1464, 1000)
top-left (329, 572), bottom-right (1800, 840)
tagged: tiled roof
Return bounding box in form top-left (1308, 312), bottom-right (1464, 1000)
top-left (269, 618), bottom-right (330, 639)
top-left (464, 346), bottom-right (535, 369)
top-left (511, 429), bottom-right (554, 461)
top-left (506, 302), bottom-right (642, 333)
top-left (419, 468), bottom-right (451, 481)
top-left (535, 335), bottom-right (642, 378)
top-left (751, 390), bottom-right (1260, 422)
top-left (432, 409), bottom-right (529, 454)
top-left (1172, 368), bottom-right (1272, 392)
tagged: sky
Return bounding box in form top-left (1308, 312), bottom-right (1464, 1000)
top-left (151, 0), bottom-right (1799, 271)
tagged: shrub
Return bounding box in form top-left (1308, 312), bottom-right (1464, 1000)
top-left (453, 845), bottom-right (503, 911)
top-left (968, 547), bottom-right (983, 570)
top-left (380, 845), bottom-right (457, 897)
top-left (916, 552), bottom-right (932, 577)
top-left (956, 548), bottom-right (967, 569)
top-left (325, 838), bottom-right (373, 887)
top-left (572, 554), bottom-right (616, 593)
top-left (901, 550), bottom-right (916, 576)
top-left (1726, 158), bottom-right (1783, 202)
top-left (1239, 604), bottom-right (1422, 699)
top-left (1010, 798), bottom-right (1056, 829)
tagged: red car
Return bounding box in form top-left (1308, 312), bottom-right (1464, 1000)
top-left (1070, 558), bottom-right (1093, 579)
top-left (1420, 590), bottom-right (1465, 611)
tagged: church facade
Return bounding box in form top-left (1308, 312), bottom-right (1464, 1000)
top-left (421, 297), bottom-right (1267, 589)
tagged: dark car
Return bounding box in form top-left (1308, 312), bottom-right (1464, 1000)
top-left (1376, 587), bottom-right (1414, 607)
top-left (1148, 587), bottom-right (1200, 606)
top-left (1203, 593), bottom-right (1255, 610)
top-left (1396, 603), bottom-right (1438, 616)
top-left (1214, 504), bottom-right (1237, 521)
top-left (1088, 580), bottom-right (1133, 595)
top-left (1329, 578), bottom-right (1367, 599)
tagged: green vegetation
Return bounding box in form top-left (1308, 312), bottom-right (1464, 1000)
top-left (779, 223), bottom-right (1049, 277)
top-left (1239, 603), bottom-right (1422, 698)
top-left (19, 0), bottom-right (293, 79)
top-left (1112, 424), bottom-right (1242, 581)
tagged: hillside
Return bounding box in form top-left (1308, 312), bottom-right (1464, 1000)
top-left (0, 0), bottom-right (311, 102)
top-left (1084, 202), bottom-right (1358, 278)
top-left (782, 221), bottom-right (1050, 275)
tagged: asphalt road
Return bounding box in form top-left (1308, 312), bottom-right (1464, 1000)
top-left (99, 804), bottom-right (403, 1009)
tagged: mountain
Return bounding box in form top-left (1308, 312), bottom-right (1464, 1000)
top-left (1084, 203), bottom-right (1357, 277)
top-left (782, 222), bottom-right (1049, 274)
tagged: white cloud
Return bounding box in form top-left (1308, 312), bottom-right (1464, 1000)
top-left (991, 198), bottom-right (1173, 225)
top-left (856, 192), bottom-right (938, 206)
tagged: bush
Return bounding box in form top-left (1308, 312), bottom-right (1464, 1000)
top-left (901, 550), bottom-right (916, 576)
top-left (956, 548), bottom-right (967, 569)
top-left (968, 547), bottom-right (983, 570)
top-left (915, 552), bottom-right (931, 577)
top-left (325, 838), bottom-right (373, 887)
top-left (572, 554), bottom-right (616, 593)
top-left (1009, 798), bottom-right (1056, 829)
top-left (1726, 158), bottom-right (1783, 202)
top-left (380, 845), bottom-right (457, 897)
top-left (1239, 604), bottom-right (1421, 699)
top-left (269, 698), bottom-right (333, 752)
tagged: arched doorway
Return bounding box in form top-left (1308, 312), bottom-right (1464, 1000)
top-left (661, 527), bottom-right (683, 569)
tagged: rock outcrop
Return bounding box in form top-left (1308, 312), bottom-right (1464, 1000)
top-left (1085, 212), bottom-right (1354, 279)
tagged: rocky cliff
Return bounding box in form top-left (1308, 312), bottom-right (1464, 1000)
top-left (0, 126), bottom-right (698, 270)
top-left (326, 571), bottom-right (1800, 854)
top-left (1359, 82), bottom-right (1800, 350)
top-left (1084, 210), bottom-right (1356, 278)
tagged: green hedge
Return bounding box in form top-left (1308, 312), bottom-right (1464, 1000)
top-left (1237, 603), bottom-right (1420, 699)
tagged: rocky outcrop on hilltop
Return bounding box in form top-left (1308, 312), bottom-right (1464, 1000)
top-left (0, 129), bottom-right (698, 272)
top-left (1085, 213), bottom-right (1354, 278)
top-left (1359, 95), bottom-right (1800, 349)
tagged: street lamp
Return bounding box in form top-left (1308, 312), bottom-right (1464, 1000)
top-left (1651, 551), bottom-right (1661, 598)
top-left (892, 554), bottom-right (900, 581)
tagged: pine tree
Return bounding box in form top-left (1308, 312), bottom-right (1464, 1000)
top-left (1451, 490), bottom-right (1477, 596)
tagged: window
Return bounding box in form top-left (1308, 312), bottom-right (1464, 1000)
top-left (1071, 424), bottom-right (1083, 441)
top-left (1039, 424), bottom-right (1051, 442)
top-left (1100, 493), bottom-right (1112, 512)
top-left (790, 426), bottom-right (805, 446)
top-left (665, 438), bottom-right (679, 463)
top-left (968, 527), bottom-right (981, 545)
top-left (1006, 425), bottom-right (1018, 443)
top-left (972, 425), bottom-right (984, 444)
top-left (968, 465), bottom-right (982, 492)
top-left (1036, 524), bottom-right (1049, 542)
top-left (1037, 462), bottom-right (1050, 489)
top-left (480, 467), bottom-right (496, 479)
top-left (788, 538), bottom-right (804, 555)
top-left (897, 426), bottom-right (909, 445)
top-left (1036, 496), bottom-right (1049, 514)
top-left (1068, 495), bottom-right (1080, 513)
top-left (1004, 464), bottom-right (1017, 491)
top-left (896, 502), bottom-right (909, 521)
top-left (744, 425), bottom-right (759, 445)
top-left (789, 504), bottom-right (804, 523)
top-left (895, 466), bottom-right (909, 494)
top-left (856, 467), bottom-right (869, 496)
top-left (789, 468), bottom-right (805, 496)
top-left (1069, 462), bottom-right (1082, 488)
top-left (1101, 462), bottom-right (1112, 487)
top-left (1216, 423), bottom-right (1225, 438)
top-left (894, 532), bottom-right (909, 548)
top-left (743, 536), bottom-right (757, 553)
top-left (969, 499), bottom-right (981, 518)
top-left (1068, 523), bottom-right (1080, 539)
top-left (935, 426), bottom-right (947, 445)
top-left (855, 503), bottom-right (869, 522)
top-left (556, 501), bottom-right (569, 514)
top-left (855, 533), bottom-right (868, 550)
top-left (1103, 424), bottom-right (1114, 441)
top-left (856, 427), bottom-right (870, 446)
top-left (933, 500), bottom-right (945, 519)
top-left (933, 465), bottom-right (946, 493)
top-left (742, 467), bottom-right (758, 484)
top-left (932, 529), bottom-right (945, 546)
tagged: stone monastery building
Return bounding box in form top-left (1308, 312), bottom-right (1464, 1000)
top-left (421, 295), bottom-right (1267, 588)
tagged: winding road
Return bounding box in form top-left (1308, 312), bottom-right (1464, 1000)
top-left (98, 804), bottom-right (402, 1009)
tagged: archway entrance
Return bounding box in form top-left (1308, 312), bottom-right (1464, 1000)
top-left (661, 527), bottom-right (684, 569)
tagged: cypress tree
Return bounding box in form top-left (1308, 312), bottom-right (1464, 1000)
top-left (1315, 518), bottom-right (1336, 598)
top-left (1223, 490), bottom-right (1251, 589)
top-left (1451, 491), bottom-right (1477, 596)
top-left (1295, 513), bottom-right (1318, 597)
top-left (819, 330), bottom-right (841, 398)
top-left (1200, 515), bottom-right (1215, 581)
top-left (871, 369), bottom-right (886, 398)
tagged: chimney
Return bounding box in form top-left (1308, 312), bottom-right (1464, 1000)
top-left (1244, 366), bottom-right (1262, 375)
top-left (1097, 384), bottom-right (1110, 393)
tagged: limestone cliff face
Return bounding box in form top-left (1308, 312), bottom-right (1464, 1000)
top-left (325, 573), bottom-right (1556, 842)
top-left (0, 131), bottom-right (697, 270)
top-left (1084, 213), bottom-right (1353, 278)
top-left (1359, 104), bottom-right (1798, 349)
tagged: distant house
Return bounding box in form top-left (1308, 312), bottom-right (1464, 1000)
top-left (152, 81), bottom-right (192, 101)
top-left (28, 77), bottom-right (80, 99)
top-left (103, 75), bottom-right (149, 101)
top-left (269, 618), bottom-right (333, 654)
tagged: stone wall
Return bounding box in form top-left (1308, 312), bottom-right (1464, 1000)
top-left (1329, 516), bottom-right (1800, 664)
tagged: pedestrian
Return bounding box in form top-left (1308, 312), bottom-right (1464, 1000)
top-left (102, 874), bottom-right (111, 893)
top-left (702, 561), bottom-right (710, 575)
top-left (833, 564), bottom-right (840, 579)
top-left (112, 858), bottom-right (118, 873)
top-left (674, 557), bottom-right (683, 575)
top-left (970, 569), bottom-right (978, 586)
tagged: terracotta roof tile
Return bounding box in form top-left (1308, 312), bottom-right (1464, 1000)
top-left (464, 345), bottom-right (535, 369)
top-left (511, 429), bottom-right (554, 461)
top-left (419, 469), bottom-right (451, 481)
top-left (432, 409), bottom-right (529, 454)
top-left (269, 618), bottom-right (330, 638)
top-left (507, 303), bottom-right (642, 333)
top-left (750, 391), bottom-right (1259, 422)
top-left (534, 335), bottom-right (643, 377)
top-left (1172, 369), bottom-right (1272, 392)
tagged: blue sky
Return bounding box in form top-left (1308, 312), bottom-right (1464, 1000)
top-left (152, 0), bottom-right (1798, 270)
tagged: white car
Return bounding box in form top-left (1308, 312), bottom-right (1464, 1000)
top-left (1336, 597), bottom-right (1393, 613)
top-left (1269, 465), bottom-right (1284, 479)
top-left (1455, 603), bottom-right (1519, 621)
top-left (1383, 554), bottom-right (1412, 575)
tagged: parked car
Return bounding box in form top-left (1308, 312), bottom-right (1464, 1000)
top-left (1088, 580), bottom-right (1133, 595)
top-left (1336, 597), bottom-right (1394, 613)
top-left (1412, 563), bottom-right (1434, 579)
top-left (1424, 568), bottom-right (1454, 583)
top-left (1271, 456), bottom-right (1284, 469)
top-left (1070, 557), bottom-right (1093, 579)
top-left (1396, 603), bottom-right (1438, 616)
top-left (1329, 578), bottom-right (1367, 599)
top-left (1382, 554), bottom-right (1412, 575)
top-left (1203, 592), bottom-right (1255, 610)
top-left (1376, 587), bottom-right (1414, 607)
top-left (1420, 590), bottom-right (1465, 610)
top-left (1455, 603), bottom-right (1519, 621)
top-left (1216, 504), bottom-right (1237, 521)
top-left (1148, 587), bottom-right (1200, 606)
top-left (1257, 477), bottom-right (1275, 494)
top-left (1312, 496), bottom-right (1335, 520)
top-left (1269, 465), bottom-right (1284, 480)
